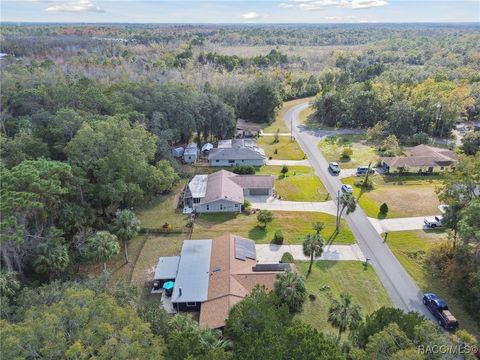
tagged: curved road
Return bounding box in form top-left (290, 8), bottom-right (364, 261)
top-left (285, 102), bottom-right (432, 318)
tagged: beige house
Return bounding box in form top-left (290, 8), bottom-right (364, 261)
top-left (236, 118), bottom-right (263, 138)
top-left (380, 145), bottom-right (458, 174)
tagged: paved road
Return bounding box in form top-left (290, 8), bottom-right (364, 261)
top-left (256, 244), bottom-right (366, 263)
top-left (285, 102), bottom-right (432, 317)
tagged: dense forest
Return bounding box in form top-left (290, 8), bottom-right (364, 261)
top-left (1, 23), bottom-right (480, 358)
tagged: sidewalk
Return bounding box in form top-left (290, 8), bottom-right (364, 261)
top-left (255, 244), bottom-right (366, 263)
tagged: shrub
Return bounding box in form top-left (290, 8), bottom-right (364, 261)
top-left (274, 148), bottom-right (278, 154)
top-left (411, 132), bottom-right (430, 145)
top-left (280, 165), bottom-right (289, 175)
top-left (379, 203), bottom-right (389, 215)
top-left (257, 210), bottom-right (274, 228)
top-left (341, 147), bottom-right (353, 159)
top-left (185, 220), bottom-right (194, 228)
top-left (243, 199), bottom-right (251, 211)
top-left (273, 230), bottom-right (284, 245)
top-left (280, 252), bottom-right (293, 263)
top-left (308, 294), bottom-right (316, 301)
top-left (233, 165), bottom-right (255, 175)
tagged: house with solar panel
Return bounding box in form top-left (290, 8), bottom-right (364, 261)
top-left (183, 170), bottom-right (274, 214)
top-left (152, 234), bottom-right (292, 329)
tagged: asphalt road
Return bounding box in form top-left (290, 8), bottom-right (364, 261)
top-left (285, 102), bottom-right (433, 318)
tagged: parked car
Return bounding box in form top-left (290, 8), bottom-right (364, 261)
top-left (424, 216), bottom-right (443, 228)
top-left (329, 162), bottom-right (340, 175)
top-left (341, 184), bottom-right (353, 194)
top-left (356, 166), bottom-right (375, 176)
top-left (423, 293), bottom-right (459, 330)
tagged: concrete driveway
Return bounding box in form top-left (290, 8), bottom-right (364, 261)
top-left (250, 199), bottom-right (337, 215)
top-left (266, 159), bottom-right (311, 167)
top-left (369, 216), bottom-right (434, 233)
top-left (256, 244), bottom-right (366, 263)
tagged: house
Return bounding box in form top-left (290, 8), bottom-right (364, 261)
top-left (183, 143), bottom-right (199, 164)
top-left (153, 234), bottom-right (292, 329)
top-left (236, 118), bottom-right (263, 138)
top-left (208, 139), bottom-right (266, 166)
top-left (380, 144), bottom-right (458, 173)
top-left (172, 147), bottom-right (184, 158)
top-left (201, 143), bottom-right (214, 154)
top-left (183, 170), bottom-right (274, 213)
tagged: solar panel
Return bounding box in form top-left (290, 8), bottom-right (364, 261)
top-left (235, 237), bottom-right (256, 261)
top-left (252, 263), bottom-right (290, 272)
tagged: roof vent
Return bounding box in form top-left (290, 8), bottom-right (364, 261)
top-left (213, 266), bottom-right (221, 272)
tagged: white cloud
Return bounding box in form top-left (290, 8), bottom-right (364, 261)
top-left (282, 0), bottom-right (388, 11)
top-left (324, 15), bottom-right (356, 20)
top-left (46, 0), bottom-right (104, 13)
top-left (241, 11), bottom-right (263, 20)
top-left (279, 3), bottom-right (294, 8)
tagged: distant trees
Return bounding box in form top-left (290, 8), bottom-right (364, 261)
top-left (461, 131), bottom-right (480, 155)
top-left (239, 77), bottom-right (283, 124)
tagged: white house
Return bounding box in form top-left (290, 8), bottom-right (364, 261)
top-left (183, 143), bottom-right (199, 164)
top-left (208, 139), bottom-right (266, 167)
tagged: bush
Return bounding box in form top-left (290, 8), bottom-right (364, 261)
top-left (341, 147), bottom-right (353, 159)
top-left (243, 199), bottom-right (251, 211)
top-left (233, 165), bottom-right (255, 175)
top-left (280, 251), bottom-right (293, 263)
top-left (411, 132), bottom-right (430, 145)
top-left (280, 165), bottom-right (289, 175)
top-left (379, 203), bottom-right (389, 215)
top-left (274, 148), bottom-right (278, 154)
top-left (273, 230), bottom-right (284, 245)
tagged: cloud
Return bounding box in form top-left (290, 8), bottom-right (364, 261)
top-left (45, 0), bottom-right (104, 13)
top-left (324, 15), bottom-right (356, 20)
top-left (281, 0), bottom-right (388, 11)
top-left (241, 11), bottom-right (264, 20)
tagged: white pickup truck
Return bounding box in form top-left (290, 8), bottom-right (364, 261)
top-left (424, 216), bottom-right (443, 228)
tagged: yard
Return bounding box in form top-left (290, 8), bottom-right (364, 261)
top-left (387, 230), bottom-right (480, 337)
top-left (295, 261), bottom-right (392, 334)
top-left (192, 211), bottom-right (355, 245)
top-left (319, 134), bottom-right (377, 169)
top-left (256, 166), bottom-right (329, 201)
top-left (257, 136), bottom-right (305, 160)
top-left (342, 175), bottom-right (443, 218)
top-left (263, 97), bottom-right (315, 133)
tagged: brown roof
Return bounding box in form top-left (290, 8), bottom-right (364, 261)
top-left (198, 234), bottom-right (279, 329)
top-left (200, 171), bottom-right (274, 205)
top-left (381, 144), bottom-right (457, 168)
top-left (236, 118), bottom-right (263, 132)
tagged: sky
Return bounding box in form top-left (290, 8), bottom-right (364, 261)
top-left (1, 0), bottom-right (479, 24)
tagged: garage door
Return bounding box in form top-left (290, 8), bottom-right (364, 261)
top-left (249, 188), bottom-right (270, 196)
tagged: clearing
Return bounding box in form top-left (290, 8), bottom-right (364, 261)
top-left (264, 97), bottom-right (315, 133)
top-left (319, 134), bottom-right (378, 169)
top-left (257, 136), bottom-right (305, 160)
top-left (256, 166), bottom-right (329, 201)
top-left (295, 261), bottom-right (392, 335)
top-left (387, 230), bottom-right (480, 337)
top-left (342, 175), bottom-right (443, 219)
top-left (192, 211), bottom-right (355, 245)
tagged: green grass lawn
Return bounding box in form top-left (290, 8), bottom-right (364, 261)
top-left (387, 230), bottom-right (480, 337)
top-left (256, 166), bottom-right (329, 201)
top-left (295, 261), bottom-right (392, 335)
top-left (319, 134), bottom-right (378, 169)
top-left (137, 182), bottom-right (189, 229)
top-left (264, 97), bottom-right (314, 133)
top-left (343, 175), bottom-right (443, 218)
top-left (257, 136), bottom-right (305, 160)
top-left (192, 211), bottom-right (354, 245)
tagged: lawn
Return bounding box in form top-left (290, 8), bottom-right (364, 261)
top-left (263, 97), bottom-right (314, 133)
top-left (387, 230), bottom-right (480, 337)
top-left (137, 182), bottom-right (189, 229)
top-left (319, 134), bottom-right (377, 169)
top-left (192, 211), bottom-right (355, 245)
top-left (295, 261), bottom-right (392, 335)
top-left (256, 166), bottom-right (329, 201)
top-left (257, 136), bottom-right (305, 160)
top-left (343, 175), bottom-right (443, 218)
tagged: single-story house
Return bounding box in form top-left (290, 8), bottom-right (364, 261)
top-left (236, 118), bottom-right (263, 138)
top-left (183, 143), bottom-right (199, 164)
top-left (380, 144), bottom-right (458, 173)
top-left (208, 139), bottom-right (266, 166)
top-left (153, 234), bottom-right (291, 329)
top-left (183, 170), bottom-right (274, 213)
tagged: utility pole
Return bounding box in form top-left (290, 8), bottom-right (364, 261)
top-left (335, 190), bottom-right (341, 230)
top-left (291, 117), bottom-right (293, 142)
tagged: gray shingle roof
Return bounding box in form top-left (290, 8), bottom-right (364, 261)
top-left (208, 147), bottom-right (265, 161)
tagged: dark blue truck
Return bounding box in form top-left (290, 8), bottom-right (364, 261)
top-left (423, 293), bottom-right (459, 331)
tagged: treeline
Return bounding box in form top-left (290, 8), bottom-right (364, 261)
top-left (198, 49), bottom-right (290, 71)
top-left (2, 277), bottom-right (472, 360)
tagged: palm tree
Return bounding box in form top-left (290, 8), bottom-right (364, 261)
top-left (302, 234), bottom-right (324, 275)
top-left (312, 221), bottom-right (324, 235)
top-left (112, 209), bottom-right (140, 263)
top-left (274, 270), bottom-right (306, 313)
top-left (328, 293), bottom-right (363, 340)
top-left (82, 231), bottom-right (120, 272)
top-left (336, 193), bottom-right (357, 231)
top-left (32, 228), bottom-right (70, 275)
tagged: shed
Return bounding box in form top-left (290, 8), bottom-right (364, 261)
top-left (201, 143), bottom-right (214, 153)
top-left (183, 143), bottom-right (199, 164)
top-left (172, 147), bottom-right (184, 158)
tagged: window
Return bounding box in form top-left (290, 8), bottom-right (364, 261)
top-left (220, 204), bottom-right (223, 210)
top-left (440, 167), bottom-right (444, 170)
top-left (228, 160), bottom-right (235, 164)
top-left (193, 198), bottom-right (200, 204)
top-left (234, 204), bottom-right (238, 207)
top-left (242, 160), bottom-right (244, 162)
top-left (216, 160), bottom-right (219, 163)
top-left (186, 302), bottom-right (196, 307)
top-left (206, 205), bottom-right (209, 210)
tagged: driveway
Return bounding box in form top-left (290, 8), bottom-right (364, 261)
top-left (250, 199), bottom-right (337, 215)
top-left (266, 159), bottom-right (311, 167)
top-left (369, 216), bottom-right (436, 233)
top-left (256, 244), bottom-right (366, 263)
top-left (285, 101), bottom-right (433, 318)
